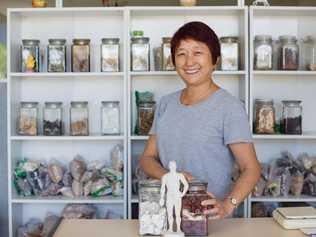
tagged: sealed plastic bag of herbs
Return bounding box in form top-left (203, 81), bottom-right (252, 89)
top-left (0, 43), bottom-right (6, 79)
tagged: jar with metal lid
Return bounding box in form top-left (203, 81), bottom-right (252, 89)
top-left (220, 37), bottom-right (239, 71)
top-left (101, 101), bottom-right (120, 135)
top-left (131, 31), bottom-right (150, 71)
top-left (101, 38), bottom-right (120, 72)
top-left (181, 181), bottom-right (210, 236)
top-left (279, 35), bottom-right (299, 70)
top-left (17, 102), bottom-right (39, 136)
top-left (302, 36), bottom-right (316, 71)
top-left (72, 39), bottom-right (90, 72)
top-left (138, 179), bottom-right (167, 235)
top-left (281, 100), bottom-right (302, 135)
top-left (254, 35), bottom-right (273, 70)
top-left (254, 99), bottom-right (275, 134)
top-left (43, 102), bottom-right (63, 136)
top-left (21, 39), bottom-right (40, 72)
top-left (138, 101), bottom-right (156, 135)
top-left (70, 101), bottom-right (89, 136)
top-left (47, 39), bottom-right (66, 72)
top-left (162, 37), bottom-right (174, 71)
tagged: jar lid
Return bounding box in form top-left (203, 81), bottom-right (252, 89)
top-left (22, 39), bottom-right (40, 45)
top-left (102, 38), bottom-right (120, 44)
top-left (139, 179), bottom-right (161, 188)
top-left (188, 180), bottom-right (208, 192)
top-left (101, 101), bottom-right (120, 106)
top-left (73, 39), bottom-right (90, 45)
top-left (21, 101), bottom-right (39, 107)
top-left (282, 100), bottom-right (302, 106)
top-left (255, 35), bottom-right (272, 42)
top-left (131, 37), bottom-right (150, 43)
top-left (220, 37), bottom-right (238, 43)
top-left (303, 36), bottom-right (316, 44)
top-left (255, 98), bottom-right (274, 105)
top-left (45, 102), bottom-right (63, 107)
top-left (162, 37), bottom-right (172, 43)
top-left (71, 101), bottom-right (88, 107)
top-left (279, 35), bottom-right (297, 42)
top-left (48, 39), bottom-right (66, 45)
top-left (139, 101), bottom-right (156, 106)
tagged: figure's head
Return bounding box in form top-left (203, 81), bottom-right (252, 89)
top-left (169, 161), bottom-right (177, 172)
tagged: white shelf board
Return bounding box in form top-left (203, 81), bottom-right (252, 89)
top-left (253, 132), bottom-right (316, 140)
top-left (10, 135), bottom-right (125, 141)
top-left (130, 71), bottom-right (246, 77)
top-left (253, 71), bottom-right (316, 77)
top-left (251, 6), bottom-right (316, 16)
top-left (250, 195), bottom-right (316, 203)
top-left (11, 196), bottom-right (124, 204)
top-left (10, 72), bottom-right (124, 78)
top-left (130, 136), bottom-right (149, 140)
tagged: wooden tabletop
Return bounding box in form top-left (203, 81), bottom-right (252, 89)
top-left (53, 218), bottom-right (305, 237)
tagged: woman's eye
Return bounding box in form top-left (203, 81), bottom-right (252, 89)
top-left (176, 53), bottom-right (185, 56)
top-left (195, 51), bottom-right (202, 55)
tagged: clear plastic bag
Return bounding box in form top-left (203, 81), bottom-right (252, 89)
top-left (69, 155), bottom-right (87, 181)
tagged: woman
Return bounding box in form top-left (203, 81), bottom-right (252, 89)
top-left (139, 21), bottom-right (260, 219)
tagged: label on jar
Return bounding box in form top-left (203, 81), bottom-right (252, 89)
top-left (221, 43), bottom-right (238, 71)
top-left (132, 43), bottom-right (149, 71)
top-left (101, 44), bottom-right (119, 72)
top-left (162, 44), bottom-right (174, 71)
top-left (48, 46), bottom-right (65, 72)
top-left (255, 45), bottom-right (272, 70)
top-left (101, 107), bottom-right (120, 134)
top-left (22, 46), bottom-right (39, 72)
top-left (72, 45), bottom-right (90, 72)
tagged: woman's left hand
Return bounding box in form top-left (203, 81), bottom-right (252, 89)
top-left (201, 192), bottom-right (235, 219)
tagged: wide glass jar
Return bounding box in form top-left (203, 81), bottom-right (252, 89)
top-left (254, 35), bottom-right (273, 70)
top-left (162, 37), bottom-right (174, 71)
top-left (47, 39), bottom-right (66, 72)
top-left (43, 102), bottom-right (63, 136)
top-left (181, 181), bottom-right (209, 236)
top-left (138, 101), bottom-right (156, 135)
top-left (254, 99), bottom-right (275, 134)
top-left (17, 102), bottom-right (39, 136)
top-left (281, 100), bottom-right (302, 135)
top-left (101, 38), bottom-right (120, 72)
top-left (131, 31), bottom-right (150, 71)
top-left (302, 36), bottom-right (316, 71)
top-left (72, 39), bottom-right (90, 72)
top-left (70, 101), bottom-right (89, 136)
top-left (21, 39), bottom-right (40, 73)
top-left (220, 37), bottom-right (239, 71)
top-left (101, 101), bottom-right (120, 135)
top-left (138, 180), bottom-right (167, 235)
top-left (279, 35), bottom-right (299, 70)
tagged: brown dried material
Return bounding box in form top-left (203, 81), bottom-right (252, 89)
top-left (255, 106), bottom-right (275, 134)
top-left (71, 119), bottom-right (88, 136)
top-left (47, 163), bottom-right (64, 184)
top-left (69, 156), bottom-right (86, 181)
top-left (307, 64), bottom-right (316, 71)
top-left (138, 110), bottom-right (155, 135)
top-left (72, 180), bottom-right (83, 197)
top-left (290, 174), bottom-right (304, 196)
top-left (18, 116), bottom-right (37, 135)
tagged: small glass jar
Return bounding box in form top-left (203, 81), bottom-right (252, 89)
top-left (70, 101), bottom-right (89, 136)
top-left (43, 102), bottom-right (63, 136)
top-left (281, 100), bottom-right (302, 135)
top-left (131, 31), bottom-right (150, 71)
top-left (302, 36), bottom-right (316, 71)
top-left (17, 102), bottom-right (39, 136)
top-left (47, 39), bottom-right (66, 72)
top-left (220, 37), bottom-right (239, 71)
top-left (72, 39), bottom-right (90, 72)
top-left (162, 37), bottom-right (174, 71)
top-left (254, 35), bottom-right (273, 70)
top-left (101, 101), bottom-right (120, 135)
top-left (279, 35), bottom-right (299, 70)
top-left (254, 99), bottom-right (275, 134)
top-left (101, 38), bottom-right (120, 72)
top-left (21, 39), bottom-right (40, 72)
top-left (181, 181), bottom-right (210, 236)
top-left (138, 180), bottom-right (167, 235)
top-left (138, 101), bottom-right (156, 135)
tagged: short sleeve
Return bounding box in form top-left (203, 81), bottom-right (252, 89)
top-left (223, 101), bottom-right (253, 145)
top-left (149, 97), bottom-right (166, 135)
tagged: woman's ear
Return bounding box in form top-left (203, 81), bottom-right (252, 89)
top-left (213, 56), bottom-right (220, 70)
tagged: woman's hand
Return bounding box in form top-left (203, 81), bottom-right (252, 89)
top-left (201, 192), bottom-right (235, 219)
top-left (180, 171), bottom-right (194, 182)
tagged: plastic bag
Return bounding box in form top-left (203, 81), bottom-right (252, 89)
top-left (17, 219), bottom-right (43, 237)
top-left (83, 180), bottom-right (93, 197)
top-left (112, 181), bottom-right (123, 196)
top-left (72, 180), bottom-right (83, 197)
top-left (290, 171), bottom-right (304, 196)
top-left (87, 160), bottom-right (105, 171)
top-left (252, 177), bottom-right (266, 197)
top-left (101, 167), bottom-right (122, 183)
top-left (42, 213), bottom-right (61, 237)
top-left (26, 170), bottom-right (43, 196)
top-left (80, 170), bottom-right (98, 183)
top-left (14, 177), bottom-right (33, 197)
top-left (90, 178), bottom-right (112, 197)
top-left (69, 155), bottom-right (86, 181)
top-left (62, 172), bottom-right (73, 187)
top-left (111, 144), bottom-right (124, 171)
top-left (48, 161), bottom-right (64, 184)
top-left (58, 187), bottom-right (74, 198)
top-left (62, 204), bottom-right (96, 219)
top-left (298, 153), bottom-right (314, 170)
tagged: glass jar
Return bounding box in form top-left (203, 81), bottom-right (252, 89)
top-left (21, 39), bottom-right (40, 72)
top-left (101, 101), bottom-right (120, 135)
top-left (162, 37), bottom-right (174, 71)
top-left (70, 101), bottom-right (89, 136)
top-left (138, 180), bottom-right (167, 235)
top-left (43, 102), bottom-right (63, 136)
top-left (279, 35), bottom-right (299, 70)
top-left (138, 101), bottom-right (156, 135)
top-left (302, 36), bottom-right (316, 71)
top-left (47, 39), bottom-right (66, 72)
top-left (254, 35), bottom-right (273, 70)
top-left (72, 39), bottom-right (90, 72)
top-left (101, 38), bottom-right (120, 72)
top-left (254, 99), bottom-right (275, 134)
top-left (181, 181), bottom-right (209, 236)
top-left (220, 37), bottom-right (239, 71)
top-left (281, 100), bottom-right (302, 135)
top-left (17, 102), bottom-right (39, 136)
top-left (131, 31), bottom-right (150, 71)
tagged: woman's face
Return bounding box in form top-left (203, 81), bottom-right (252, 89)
top-left (174, 38), bottom-right (217, 87)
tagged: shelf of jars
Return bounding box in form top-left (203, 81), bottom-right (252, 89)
top-left (10, 72), bottom-right (124, 78)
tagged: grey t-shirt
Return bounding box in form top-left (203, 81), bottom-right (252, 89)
top-left (149, 88), bottom-right (252, 199)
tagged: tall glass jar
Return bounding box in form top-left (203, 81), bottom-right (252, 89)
top-left (181, 181), bottom-right (209, 236)
top-left (279, 35), bottom-right (299, 70)
top-left (162, 37), bottom-right (174, 71)
top-left (101, 38), bottom-right (120, 72)
top-left (70, 101), bottom-right (89, 136)
top-left (138, 180), bottom-right (167, 235)
top-left (254, 35), bottom-right (273, 70)
top-left (131, 31), bottom-right (150, 71)
top-left (43, 102), bottom-right (63, 136)
top-left (302, 36), bottom-right (316, 71)
top-left (138, 101), bottom-right (156, 135)
top-left (220, 37), bottom-right (239, 71)
top-left (17, 102), bottom-right (39, 136)
top-left (281, 100), bottom-right (302, 135)
top-left (254, 99), bottom-right (275, 134)
top-left (21, 39), bottom-right (40, 73)
top-left (101, 101), bottom-right (120, 135)
top-left (72, 39), bottom-right (90, 72)
top-left (47, 39), bottom-right (66, 72)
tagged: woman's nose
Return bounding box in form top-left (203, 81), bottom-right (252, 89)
top-left (185, 55), bottom-right (195, 66)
